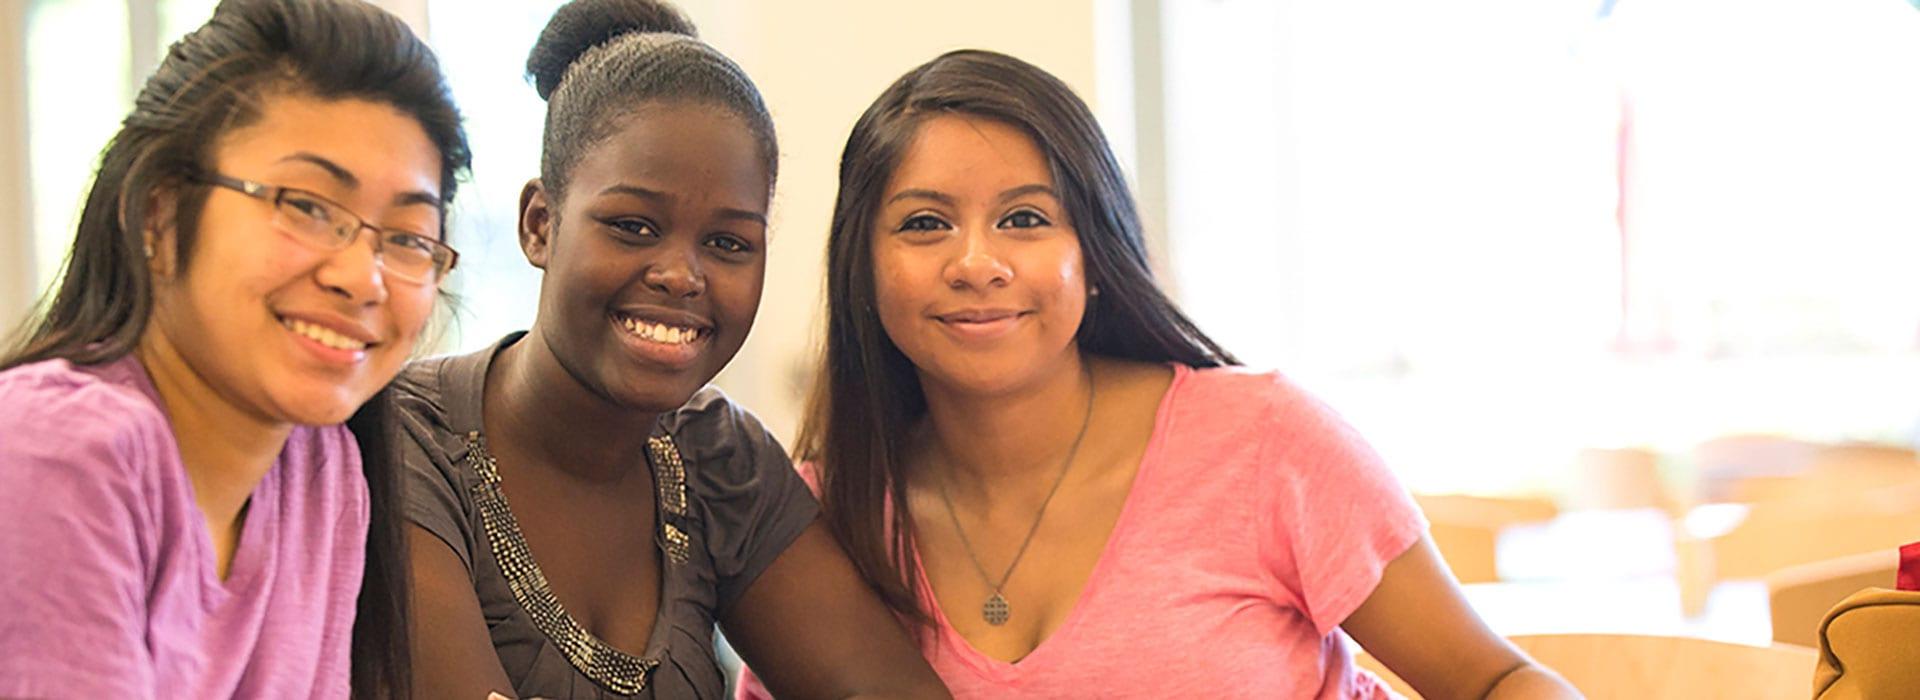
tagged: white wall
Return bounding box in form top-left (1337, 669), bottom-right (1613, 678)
top-left (0, 2), bottom-right (32, 333)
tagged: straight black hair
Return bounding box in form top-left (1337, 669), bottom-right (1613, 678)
top-left (801, 49), bottom-right (1237, 624)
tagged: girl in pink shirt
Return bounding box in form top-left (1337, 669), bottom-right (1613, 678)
top-left (0, 1), bottom-right (469, 696)
top-left (748, 50), bottom-right (1579, 699)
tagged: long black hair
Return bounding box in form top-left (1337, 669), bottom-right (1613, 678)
top-left (801, 49), bottom-right (1237, 624)
top-left (1, 1), bottom-right (470, 696)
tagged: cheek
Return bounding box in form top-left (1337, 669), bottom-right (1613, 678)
top-left (1027, 241), bottom-right (1088, 314)
top-left (714, 263), bottom-right (766, 329)
top-left (385, 286), bottom-right (439, 342)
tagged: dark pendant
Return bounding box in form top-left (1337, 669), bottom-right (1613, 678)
top-left (983, 592), bottom-right (1011, 626)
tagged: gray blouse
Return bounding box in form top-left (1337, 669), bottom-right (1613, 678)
top-left (390, 333), bottom-right (818, 698)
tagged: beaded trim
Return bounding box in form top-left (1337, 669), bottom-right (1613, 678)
top-left (647, 436), bottom-right (692, 564)
top-left (464, 431), bottom-right (691, 695)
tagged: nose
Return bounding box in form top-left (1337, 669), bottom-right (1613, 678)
top-left (314, 227), bottom-right (390, 305)
top-left (643, 242), bottom-right (706, 299)
top-left (944, 226), bottom-right (1011, 291)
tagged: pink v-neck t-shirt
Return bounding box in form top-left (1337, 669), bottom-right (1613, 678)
top-left (741, 364), bottom-right (1426, 699)
top-left (0, 356), bottom-right (370, 698)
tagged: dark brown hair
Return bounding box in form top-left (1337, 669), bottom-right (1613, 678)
top-left (801, 49), bottom-right (1236, 624)
top-left (1, 1), bottom-right (470, 696)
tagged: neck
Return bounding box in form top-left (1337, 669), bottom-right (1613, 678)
top-left (485, 328), bottom-right (659, 482)
top-left (917, 351), bottom-right (1094, 502)
top-left (134, 329), bottom-right (290, 534)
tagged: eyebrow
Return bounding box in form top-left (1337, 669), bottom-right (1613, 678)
top-left (885, 184), bottom-right (1058, 207)
top-left (997, 183), bottom-right (1058, 204)
top-left (601, 184), bottom-right (768, 227)
top-left (276, 152), bottom-right (442, 208)
top-left (887, 188), bottom-right (956, 207)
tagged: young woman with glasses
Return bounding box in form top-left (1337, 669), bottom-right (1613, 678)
top-left (0, 0), bottom-right (468, 697)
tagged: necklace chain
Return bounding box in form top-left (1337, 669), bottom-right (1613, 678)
top-left (935, 363), bottom-right (1096, 626)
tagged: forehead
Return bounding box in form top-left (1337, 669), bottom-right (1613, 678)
top-left (886, 114), bottom-right (1053, 196)
top-left (568, 102), bottom-right (771, 210)
top-left (210, 93), bottom-right (442, 199)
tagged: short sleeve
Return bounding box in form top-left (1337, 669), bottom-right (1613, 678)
top-left (670, 388), bottom-right (821, 615)
top-left (0, 371), bottom-right (161, 697)
top-left (385, 372), bottom-right (478, 575)
top-left (1254, 373), bottom-right (1426, 637)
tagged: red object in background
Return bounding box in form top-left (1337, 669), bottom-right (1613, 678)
top-left (1900, 542), bottom-right (1920, 591)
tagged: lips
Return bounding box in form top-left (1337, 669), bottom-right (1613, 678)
top-left (931, 307), bottom-right (1030, 341)
top-left (275, 311), bottom-right (380, 364)
top-left (609, 308), bottom-right (712, 368)
top-left (934, 308), bottom-right (1024, 324)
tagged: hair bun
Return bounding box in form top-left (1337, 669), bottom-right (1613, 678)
top-left (526, 0), bottom-right (697, 101)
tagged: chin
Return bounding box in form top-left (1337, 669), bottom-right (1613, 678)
top-left (603, 371), bottom-right (705, 414)
top-left (272, 385), bottom-right (372, 426)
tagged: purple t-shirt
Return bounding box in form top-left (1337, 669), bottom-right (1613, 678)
top-left (0, 355), bottom-right (369, 698)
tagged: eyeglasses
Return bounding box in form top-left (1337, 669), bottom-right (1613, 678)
top-left (193, 172), bottom-right (459, 285)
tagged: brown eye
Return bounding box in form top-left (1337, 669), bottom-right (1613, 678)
top-left (897, 214), bottom-right (951, 233)
top-left (605, 218), bottom-right (660, 241)
top-left (998, 209), bottom-right (1051, 229)
top-left (279, 192), bottom-right (334, 224)
top-left (706, 235), bottom-right (753, 255)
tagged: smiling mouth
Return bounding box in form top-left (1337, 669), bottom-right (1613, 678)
top-left (935, 310), bottom-right (1029, 324)
top-left (613, 312), bottom-right (706, 345)
top-left (279, 316), bottom-right (371, 352)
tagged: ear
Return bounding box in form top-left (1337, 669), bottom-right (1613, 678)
top-left (518, 178), bottom-right (554, 270)
top-left (143, 185), bottom-right (182, 280)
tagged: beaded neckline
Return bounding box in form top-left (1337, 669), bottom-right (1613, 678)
top-left (463, 431), bottom-right (693, 695)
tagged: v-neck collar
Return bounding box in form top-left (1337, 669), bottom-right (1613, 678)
top-left (914, 364), bottom-right (1189, 678)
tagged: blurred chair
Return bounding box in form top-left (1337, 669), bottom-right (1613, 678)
top-left (1767, 550), bottom-right (1897, 648)
top-left (1691, 434), bottom-right (1816, 503)
top-left (1806, 442), bottom-right (1920, 492)
top-left (1412, 493), bottom-right (1557, 584)
top-left (1566, 447), bottom-right (1674, 513)
top-left (1359, 634), bottom-right (1818, 699)
top-left (1676, 483), bottom-right (1920, 616)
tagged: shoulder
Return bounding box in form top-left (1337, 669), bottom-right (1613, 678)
top-left (1160, 364), bottom-right (1385, 486)
top-left (664, 385), bottom-right (796, 490)
top-left (666, 385), bottom-right (778, 453)
top-left (1176, 365), bottom-right (1360, 438)
top-left (0, 357), bottom-right (171, 476)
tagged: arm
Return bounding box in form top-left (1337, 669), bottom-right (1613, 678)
top-left (406, 523), bottom-right (518, 698)
top-left (0, 392), bottom-right (157, 697)
top-left (1342, 534), bottom-right (1578, 700)
top-left (720, 520), bottom-right (951, 700)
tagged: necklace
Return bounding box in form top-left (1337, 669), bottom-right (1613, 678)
top-left (934, 363), bottom-right (1096, 626)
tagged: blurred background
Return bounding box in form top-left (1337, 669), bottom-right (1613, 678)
top-left (5, 0), bottom-right (1920, 660)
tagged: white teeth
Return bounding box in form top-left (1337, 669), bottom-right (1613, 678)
top-left (618, 315), bottom-right (701, 345)
top-left (283, 318), bottom-right (368, 351)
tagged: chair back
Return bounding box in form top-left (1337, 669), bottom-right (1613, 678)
top-left (1358, 634), bottom-right (1817, 699)
top-left (1767, 550), bottom-right (1897, 647)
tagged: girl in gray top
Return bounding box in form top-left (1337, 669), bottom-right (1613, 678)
top-left (380, 1), bottom-right (947, 697)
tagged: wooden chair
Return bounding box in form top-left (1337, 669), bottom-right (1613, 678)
top-left (1691, 434), bottom-right (1815, 502)
top-left (1566, 447), bottom-right (1674, 513)
top-left (1412, 493), bottom-right (1558, 584)
top-left (1675, 482), bottom-right (1920, 616)
top-left (1358, 634), bottom-right (1818, 699)
top-left (1767, 550), bottom-right (1898, 648)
